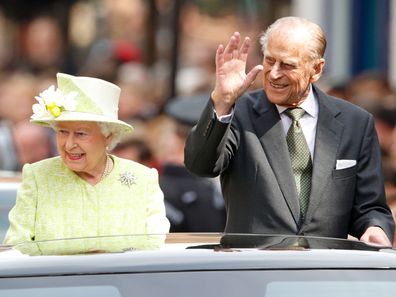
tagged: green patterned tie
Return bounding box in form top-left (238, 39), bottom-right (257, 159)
top-left (285, 108), bottom-right (312, 221)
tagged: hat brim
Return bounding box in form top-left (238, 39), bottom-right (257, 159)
top-left (31, 111), bottom-right (133, 135)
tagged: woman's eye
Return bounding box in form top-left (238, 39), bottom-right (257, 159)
top-left (58, 130), bottom-right (68, 135)
top-left (76, 132), bottom-right (87, 137)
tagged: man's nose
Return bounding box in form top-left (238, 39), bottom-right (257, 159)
top-left (269, 63), bottom-right (282, 79)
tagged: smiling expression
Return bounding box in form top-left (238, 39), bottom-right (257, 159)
top-left (262, 26), bottom-right (324, 107)
top-left (55, 121), bottom-right (111, 179)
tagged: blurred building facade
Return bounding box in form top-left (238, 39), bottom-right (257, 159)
top-left (292, 0), bottom-right (396, 90)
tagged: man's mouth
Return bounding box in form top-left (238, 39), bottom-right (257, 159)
top-left (270, 82), bottom-right (288, 89)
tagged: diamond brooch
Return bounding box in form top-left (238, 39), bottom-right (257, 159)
top-left (119, 171), bottom-right (137, 188)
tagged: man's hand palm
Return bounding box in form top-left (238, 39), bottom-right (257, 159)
top-left (217, 61), bottom-right (247, 99)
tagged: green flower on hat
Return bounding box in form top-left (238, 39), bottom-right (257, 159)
top-left (31, 85), bottom-right (77, 120)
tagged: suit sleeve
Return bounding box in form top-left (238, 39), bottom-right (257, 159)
top-left (184, 98), bottom-right (238, 177)
top-left (3, 164), bottom-right (37, 245)
top-left (350, 114), bottom-right (395, 241)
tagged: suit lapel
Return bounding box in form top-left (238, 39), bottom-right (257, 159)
top-left (304, 86), bottom-right (343, 223)
top-left (252, 93), bottom-right (300, 225)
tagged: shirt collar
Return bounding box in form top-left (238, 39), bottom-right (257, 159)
top-left (276, 85), bottom-right (318, 118)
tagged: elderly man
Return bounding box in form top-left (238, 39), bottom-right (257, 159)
top-left (184, 17), bottom-right (394, 246)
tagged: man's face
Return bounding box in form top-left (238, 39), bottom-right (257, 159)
top-left (262, 31), bottom-right (322, 107)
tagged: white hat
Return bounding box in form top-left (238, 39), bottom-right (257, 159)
top-left (31, 73), bottom-right (133, 135)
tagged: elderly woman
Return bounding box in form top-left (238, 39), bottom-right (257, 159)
top-left (3, 73), bottom-right (170, 251)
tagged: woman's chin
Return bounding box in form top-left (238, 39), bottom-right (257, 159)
top-left (63, 158), bottom-right (85, 172)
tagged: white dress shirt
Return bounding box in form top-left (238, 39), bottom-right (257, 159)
top-left (214, 85), bottom-right (319, 159)
top-left (276, 85), bottom-right (318, 159)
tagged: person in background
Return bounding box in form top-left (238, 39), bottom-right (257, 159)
top-left (0, 120), bottom-right (54, 172)
top-left (12, 122), bottom-right (53, 167)
top-left (184, 16), bottom-right (394, 246)
top-left (161, 94), bottom-right (226, 232)
top-left (19, 16), bottom-right (66, 75)
top-left (4, 73), bottom-right (169, 251)
top-left (112, 135), bottom-right (154, 168)
top-left (0, 71), bottom-right (38, 125)
top-left (0, 71), bottom-right (54, 171)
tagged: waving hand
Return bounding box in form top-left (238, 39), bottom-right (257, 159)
top-left (211, 32), bottom-right (263, 115)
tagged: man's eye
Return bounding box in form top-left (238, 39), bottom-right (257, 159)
top-left (282, 63), bottom-right (295, 70)
top-left (265, 58), bottom-right (275, 65)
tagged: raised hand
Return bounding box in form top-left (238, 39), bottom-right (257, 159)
top-left (211, 32), bottom-right (263, 116)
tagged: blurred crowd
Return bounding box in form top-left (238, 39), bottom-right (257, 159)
top-left (0, 0), bottom-right (396, 233)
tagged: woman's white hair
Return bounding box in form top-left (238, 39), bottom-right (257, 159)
top-left (97, 122), bottom-right (124, 150)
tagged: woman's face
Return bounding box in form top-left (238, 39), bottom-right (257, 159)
top-left (55, 121), bottom-right (111, 178)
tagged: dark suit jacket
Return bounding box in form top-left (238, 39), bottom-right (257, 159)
top-left (184, 85), bottom-right (394, 240)
top-left (160, 164), bottom-right (226, 232)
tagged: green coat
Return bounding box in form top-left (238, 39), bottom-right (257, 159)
top-left (4, 155), bottom-right (170, 252)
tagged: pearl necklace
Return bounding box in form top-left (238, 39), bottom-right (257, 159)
top-left (100, 156), bottom-right (113, 181)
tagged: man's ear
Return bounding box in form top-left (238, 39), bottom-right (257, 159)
top-left (310, 58), bottom-right (325, 83)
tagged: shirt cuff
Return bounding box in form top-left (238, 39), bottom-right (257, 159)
top-left (214, 108), bottom-right (234, 123)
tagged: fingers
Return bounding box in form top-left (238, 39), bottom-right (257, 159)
top-left (216, 32), bottom-right (252, 66)
top-left (244, 65), bottom-right (263, 88)
top-left (223, 32), bottom-right (241, 60)
top-left (213, 32), bottom-right (257, 100)
top-left (239, 37), bottom-right (251, 62)
top-left (215, 44), bottom-right (224, 69)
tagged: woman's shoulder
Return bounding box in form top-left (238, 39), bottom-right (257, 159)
top-left (21, 156), bottom-right (71, 183)
top-left (25, 156), bottom-right (63, 169)
top-left (24, 156), bottom-right (64, 171)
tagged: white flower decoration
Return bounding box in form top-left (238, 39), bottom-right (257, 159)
top-left (31, 85), bottom-right (77, 120)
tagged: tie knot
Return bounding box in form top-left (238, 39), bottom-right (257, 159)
top-left (286, 108), bottom-right (305, 121)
